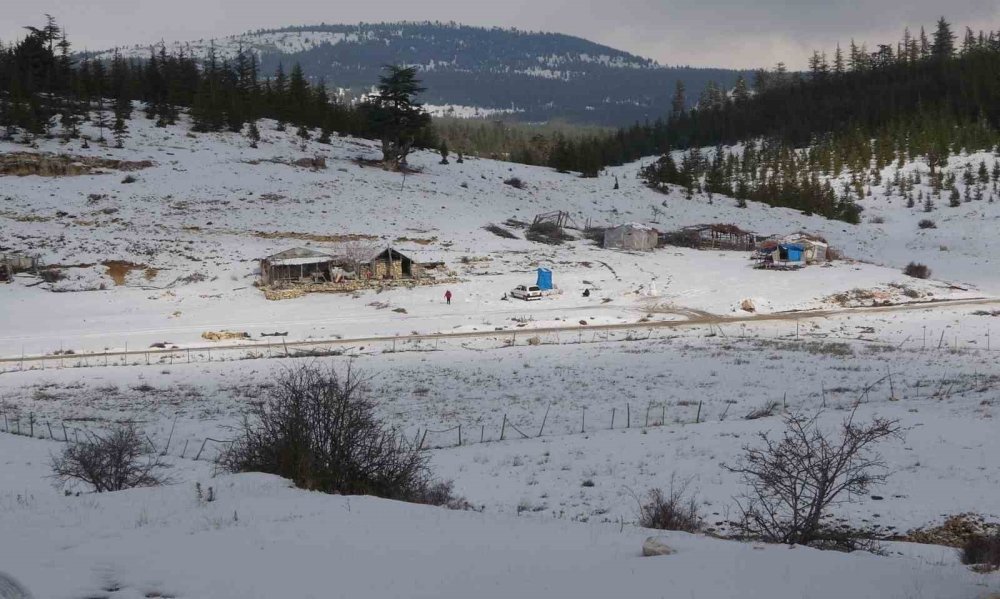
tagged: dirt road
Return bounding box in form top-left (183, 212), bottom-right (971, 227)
top-left (1, 297), bottom-right (995, 367)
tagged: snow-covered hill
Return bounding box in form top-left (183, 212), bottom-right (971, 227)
top-left (84, 22), bottom-right (749, 125)
top-left (1, 433), bottom-right (992, 599)
top-left (0, 110), bottom-right (995, 357)
top-left (3, 111), bottom-right (1000, 598)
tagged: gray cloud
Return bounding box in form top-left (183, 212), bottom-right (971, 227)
top-left (3, 0), bottom-right (998, 69)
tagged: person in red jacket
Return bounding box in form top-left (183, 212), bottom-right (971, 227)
top-left (445, 289), bottom-right (452, 305)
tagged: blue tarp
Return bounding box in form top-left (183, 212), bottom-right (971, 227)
top-left (536, 268), bottom-right (553, 290)
top-left (761, 244), bottom-right (804, 262)
top-left (781, 243), bottom-right (804, 262)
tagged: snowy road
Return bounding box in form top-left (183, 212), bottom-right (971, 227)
top-left (3, 296), bottom-right (995, 366)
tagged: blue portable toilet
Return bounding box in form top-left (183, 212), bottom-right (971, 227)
top-left (536, 268), bottom-right (553, 290)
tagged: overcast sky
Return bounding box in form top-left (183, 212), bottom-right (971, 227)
top-left (4, 1), bottom-right (998, 69)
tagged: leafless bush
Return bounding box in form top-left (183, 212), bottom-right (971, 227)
top-left (725, 408), bottom-right (900, 547)
top-left (219, 364), bottom-right (458, 505)
top-left (637, 480), bottom-right (703, 533)
top-left (744, 400), bottom-right (781, 420)
top-left (526, 221), bottom-right (570, 245)
top-left (503, 177), bottom-right (526, 189)
top-left (963, 533), bottom-right (1000, 570)
top-left (903, 262), bottom-right (931, 279)
top-left (917, 219), bottom-right (937, 229)
top-left (39, 268), bottom-right (64, 283)
top-left (582, 226), bottom-right (607, 243)
top-left (50, 424), bottom-right (167, 492)
top-left (483, 223), bottom-right (518, 239)
top-left (336, 239), bottom-right (380, 270)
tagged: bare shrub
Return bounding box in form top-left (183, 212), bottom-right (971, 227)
top-left (744, 400), bottom-right (781, 420)
top-left (50, 424), bottom-right (167, 492)
top-left (917, 219), bottom-right (937, 229)
top-left (526, 221), bottom-right (570, 245)
top-left (483, 223), bottom-right (518, 239)
top-left (503, 177), bottom-right (526, 189)
top-left (219, 364), bottom-right (459, 505)
top-left (637, 480), bottom-right (703, 533)
top-left (39, 268), bottom-right (64, 283)
top-left (725, 408), bottom-right (900, 547)
top-left (903, 262), bottom-right (931, 279)
top-left (963, 533), bottom-right (1000, 570)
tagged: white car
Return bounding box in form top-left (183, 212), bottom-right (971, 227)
top-left (511, 285), bottom-right (543, 300)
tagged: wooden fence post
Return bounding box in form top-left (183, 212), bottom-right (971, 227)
top-left (538, 404), bottom-right (550, 437)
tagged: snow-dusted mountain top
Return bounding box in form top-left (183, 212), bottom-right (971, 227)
top-left (91, 22), bottom-right (658, 71)
top-left (87, 22), bottom-right (750, 126)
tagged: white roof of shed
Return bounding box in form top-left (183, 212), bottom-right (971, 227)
top-left (264, 247), bottom-right (335, 267)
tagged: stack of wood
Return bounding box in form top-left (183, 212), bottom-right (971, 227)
top-left (261, 277), bottom-right (462, 301)
top-left (263, 288), bottom-right (307, 301)
top-left (201, 330), bottom-right (251, 341)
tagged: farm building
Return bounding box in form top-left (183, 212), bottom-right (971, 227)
top-left (604, 223), bottom-right (659, 251)
top-left (259, 248), bottom-right (339, 285)
top-left (357, 247), bottom-right (418, 280)
top-left (782, 234), bottom-right (830, 263)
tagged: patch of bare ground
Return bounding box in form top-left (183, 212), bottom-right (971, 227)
top-left (394, 236), bottom-right (437, 245)
top-left (903, 514), bottom-right (1000, 548)
top-left (253, 231), bottom-right (378, 243)
top-left (0, 152), bottom-right (153, 176)
top-left (102, 261), bottom-right (150, 286)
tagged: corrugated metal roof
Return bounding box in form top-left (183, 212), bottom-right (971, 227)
top-left (264, 247), bottom-right (335, 266)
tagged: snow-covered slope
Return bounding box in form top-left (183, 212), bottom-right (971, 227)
top-left (3, 111), bottom-right (1000, 599)
top-left (0, 434), bottom-right (994, 599)
top-left (0, 110), bottom-right (991, 357)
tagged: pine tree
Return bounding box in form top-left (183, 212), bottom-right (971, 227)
top-left (670, 80), bottom-right (686, 118)
top-left (732, 76), bottom-right (750, 104)
top-left (439, 140), bottom-right (449, 164)
top-left (931, 18), bottom-right (956, 59)
top-left (246, 120), bottom-right (261, 148)
top-left (949, 185), bottom-right (961, 206)
top-left (833, 44), bottom-right (846, 74)
top-left (111, 110), bottom-right (128, 148)
top-left (93, 96), bottom-right (109, 143)
top-left (366, 65), bottom-right (432, 169)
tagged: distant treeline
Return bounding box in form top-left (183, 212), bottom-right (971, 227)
top-left (447, 19), bottom-right (1000, 179)
top-left (0, 16), bottom-right (433, 148)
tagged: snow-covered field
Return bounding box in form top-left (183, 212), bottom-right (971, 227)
top-left (2, 113), bottom-right (1000, 597)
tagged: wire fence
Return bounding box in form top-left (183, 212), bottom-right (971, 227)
top-left (0, 404), bottom-right (232, 462)
top-left (415, 398), bottom-right (707, 450)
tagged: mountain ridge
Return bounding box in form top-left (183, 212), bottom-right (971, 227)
top-left (87, 21), bottom-right (751, 125)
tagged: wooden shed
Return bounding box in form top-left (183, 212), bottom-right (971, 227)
top-left (259, 248), bottom-right (336, 285)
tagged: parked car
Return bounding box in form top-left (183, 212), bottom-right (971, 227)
top-left (510, 285), bottom-right (543, 300)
